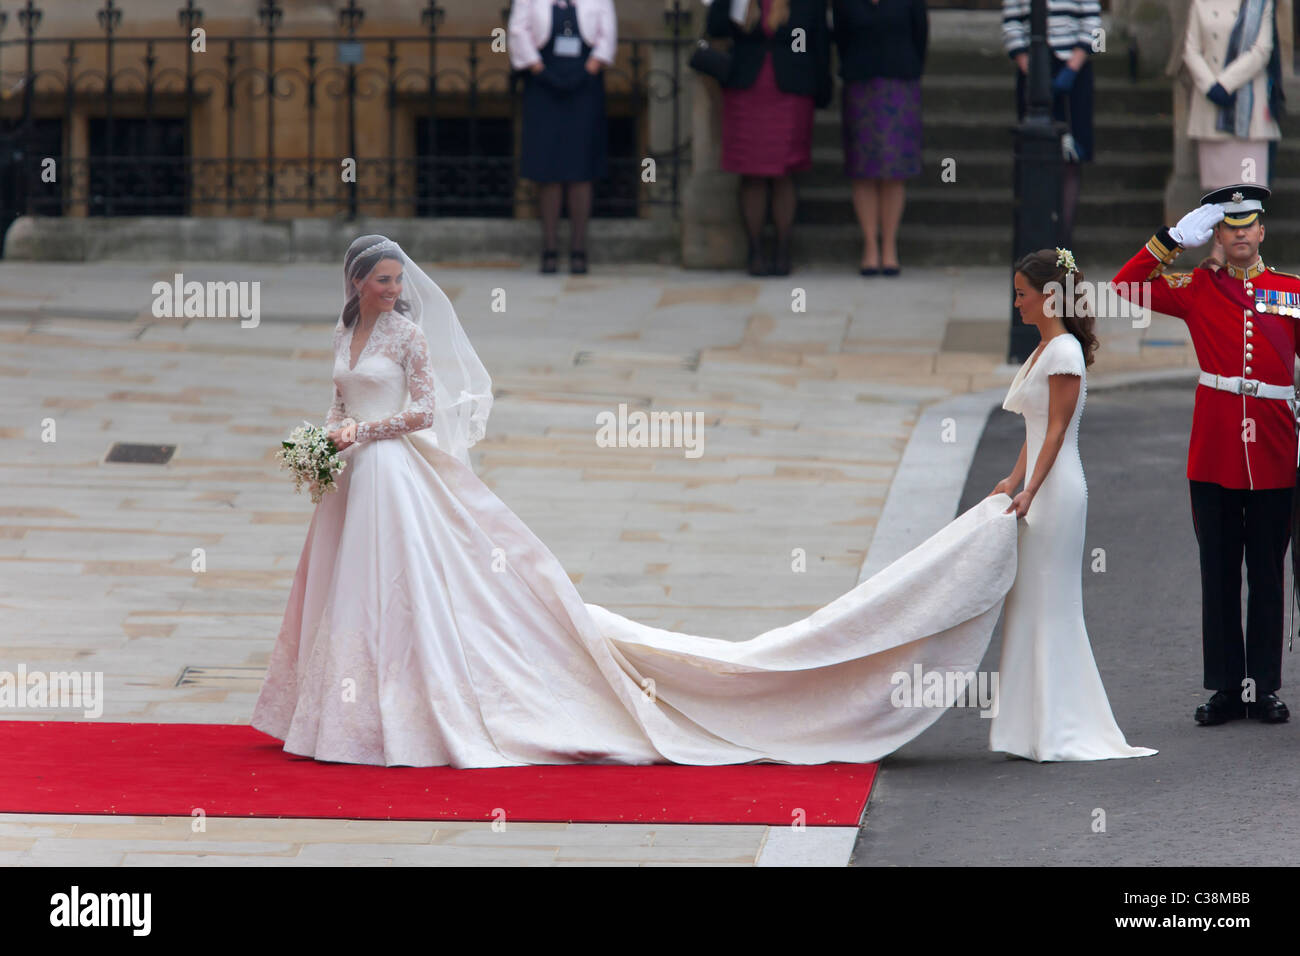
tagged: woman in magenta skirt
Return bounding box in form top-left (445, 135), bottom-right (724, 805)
top-left (706, 0), bottom-right (832, 276)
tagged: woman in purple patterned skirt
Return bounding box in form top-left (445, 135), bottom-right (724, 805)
top-left (834, 0), bottom-right (927, 276)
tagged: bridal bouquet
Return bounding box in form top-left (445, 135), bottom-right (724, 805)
top-left (276, 422), bottom-right (347, 504)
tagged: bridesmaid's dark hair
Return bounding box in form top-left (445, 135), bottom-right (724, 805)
top-left (342, 244), bottom-right (412, 329)
top-left (1014, 248), bottom-right (1099, 367)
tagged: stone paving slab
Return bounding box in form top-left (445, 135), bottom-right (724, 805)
top-left (0, 261), bottom-right (1196, 865)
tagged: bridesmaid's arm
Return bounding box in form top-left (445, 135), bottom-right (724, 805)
top-left (1005, 373), bottom-right (1081, 516)
top-left (990, 440), bottom-right (1028, 497)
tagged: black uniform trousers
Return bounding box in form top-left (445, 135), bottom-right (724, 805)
top-left (1189, 480), bottom-right (1292, 696)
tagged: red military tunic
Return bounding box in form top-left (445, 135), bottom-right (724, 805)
top-left (1112, 228), bottom-right (1300, 490)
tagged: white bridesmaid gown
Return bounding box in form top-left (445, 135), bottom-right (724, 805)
top-left (249, 310), bottom-right (1144, 768)
top-left (990, 332), bottom-right (1157, 761)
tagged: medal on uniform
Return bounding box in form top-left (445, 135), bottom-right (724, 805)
top-left (1255, 290), bottom-right (1300, 316)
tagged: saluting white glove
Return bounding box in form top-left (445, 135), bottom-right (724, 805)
top-left (1169, 203), bottom-right (1225, 247)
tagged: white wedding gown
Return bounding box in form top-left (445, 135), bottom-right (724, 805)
top-left (250, 311), bottom-right (1149, 767)
top-left (990, 332), bottom-right (1156, 761)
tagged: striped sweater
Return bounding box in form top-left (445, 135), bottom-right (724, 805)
top-left (1002, 0), bottom-right (1102, 61)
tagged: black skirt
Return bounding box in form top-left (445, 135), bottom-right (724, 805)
top-left (520, 70), bottom-right (608, 183)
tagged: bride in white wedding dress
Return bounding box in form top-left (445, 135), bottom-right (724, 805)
top-left (250, 237), bottom-right (1152, 767)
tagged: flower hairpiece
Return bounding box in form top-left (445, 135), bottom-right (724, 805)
top-left (1055, 247), bottom-right (1077, 274)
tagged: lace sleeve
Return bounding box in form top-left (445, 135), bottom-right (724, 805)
top-left (325, 385), bottom-right (348, 431)
top-left (324, 321), bottom-right (351, 430)
top-left (355, 322), bottom-right (438, 442)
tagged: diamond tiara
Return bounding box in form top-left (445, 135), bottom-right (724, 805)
top-left (358, 238), bottom-right (399, 259)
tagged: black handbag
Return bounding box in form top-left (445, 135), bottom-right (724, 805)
top-left (688, 35), bottom-right (732, 82)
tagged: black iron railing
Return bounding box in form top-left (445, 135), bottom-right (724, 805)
top-left (0, 0), bottom-right (693, 235)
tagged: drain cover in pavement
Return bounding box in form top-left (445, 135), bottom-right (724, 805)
top-left (105, 442), bottom-right (176, 464)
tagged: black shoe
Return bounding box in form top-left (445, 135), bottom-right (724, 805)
top-left (1250, 693), bottom-right (1290, 723)
top-left (570, 249), bottom-right (588, 274)
top-left (859, 266), bottom-right (879, 277)
top-left (540, 248), bottom-right (558, 274)
top-left (882, 265), bottom-right (901, 277)
top-left (1194, 690), bottom-right (1247, 725)
top-left (747, 241), bottom-right (768, 277)
top-left (770, 240), bottom-right (791, 277)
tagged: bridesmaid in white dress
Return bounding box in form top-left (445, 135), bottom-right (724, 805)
top-left (987, 248), bottom-right (1157, 761)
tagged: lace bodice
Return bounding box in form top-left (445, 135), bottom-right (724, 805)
top-left (325, 309), bottom-right (437, 443)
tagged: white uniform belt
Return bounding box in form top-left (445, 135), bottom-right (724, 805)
top-left (1198, 371), bottom-right (1296, 400)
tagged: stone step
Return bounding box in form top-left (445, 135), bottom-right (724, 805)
top-left (794, 183), bottom-right (1165, 228)
top-left (1, 214), bottom-right (683, 264)
top-left (800, 147), bottom-right (1172, 191)
top-left (780, 222), bottom-right (1300, 270)
top-left (915, 74), bottom-right (1172, 115)
top-left (815, 110), bottom-right (1174, 153)
top-left (921, 47), bottom-right (1141, 80)
top-left (780, 222), bottom-right (1125, 268)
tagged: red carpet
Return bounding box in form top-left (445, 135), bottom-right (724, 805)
top-left (1, 721), bottom-right (876, 826)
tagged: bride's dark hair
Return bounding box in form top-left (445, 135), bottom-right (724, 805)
top-left (342, 242), bottom-right (412, 328)
top-left (1013, 248), bottom-right (1099, 367)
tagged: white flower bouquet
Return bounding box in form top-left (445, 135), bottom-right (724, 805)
top-left (276, 422), bottom-right (347, 504)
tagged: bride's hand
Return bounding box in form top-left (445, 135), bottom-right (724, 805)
top-left (1005, 490), bottom-right (1034, 517)
top-left (329, 421), bottom-right (358, 450)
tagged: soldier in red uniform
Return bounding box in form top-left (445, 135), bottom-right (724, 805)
top-left (1113, 183), bottom-right (1298, 726)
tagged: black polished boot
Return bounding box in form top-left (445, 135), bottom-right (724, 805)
top-left (1194, 690), bottom-right (1247, 725)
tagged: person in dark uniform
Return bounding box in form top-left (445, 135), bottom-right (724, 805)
top-left (509, 0), bottom-right (618, 274)
top-left (1113, 184), bottom-right (1299, 726)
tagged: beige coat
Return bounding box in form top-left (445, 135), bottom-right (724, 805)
top-left (1184, 0), bottom-right (1280, 141)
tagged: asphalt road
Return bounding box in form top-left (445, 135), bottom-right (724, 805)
top-left (851, 381), bottom-right (1300, 866)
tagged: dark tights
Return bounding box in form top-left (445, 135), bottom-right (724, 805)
top-left (539, 181), bottom-right (593, 252)
top-left (739, 174), bottom-right (796, 248)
